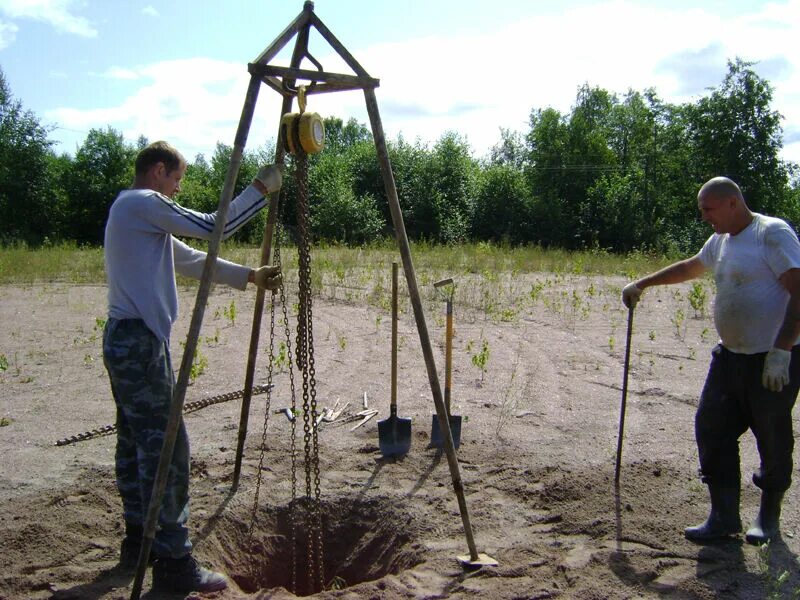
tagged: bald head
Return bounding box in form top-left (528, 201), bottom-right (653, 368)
top-left (698, 176), bottom-right (745, 205)
top-left (697, 176), bottom-right (753, 235)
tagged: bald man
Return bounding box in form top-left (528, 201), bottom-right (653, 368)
top-left (622, 176), bottom-right (800, 545)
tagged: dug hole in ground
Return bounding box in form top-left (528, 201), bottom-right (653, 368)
top-left (1, 272), bottom-right (799, 599)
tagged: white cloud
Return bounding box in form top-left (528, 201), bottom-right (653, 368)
top-left (102, 66), bottom-right (140, 80)
top-left (0, 18), bottom-right (17, 49)
top-left (0, 0), bottom-right (96, 37)
top-left (142, 5), bottom-right (158, 18)
top-left (43, 0), bottom-right (800, 164)
top-left (47, 58), bottom-right (285, 160)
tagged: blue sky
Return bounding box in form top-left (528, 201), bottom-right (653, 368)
top-left (1, 0), bottom-right (799, 164)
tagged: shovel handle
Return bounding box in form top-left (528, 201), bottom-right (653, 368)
top-left (614, 305), bottom-right (635, 483)
top-left (391, 262), bottom-right (398, 415)
top-left (444, 298), bottom-right (453, 415)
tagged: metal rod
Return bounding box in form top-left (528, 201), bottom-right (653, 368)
top-left (364, 86), bottom-right (479, 562)
top-left (232, 15), bottom-right (312, 490)
top-left (129, 74), bottom-right (262, 600)
top-left (614, 306), bottom-right (635, 483)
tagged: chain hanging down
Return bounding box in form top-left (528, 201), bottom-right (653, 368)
top-left (294, 146), bottom-right (324, 593)
top-left (246, 209), bottom-right (302, 593)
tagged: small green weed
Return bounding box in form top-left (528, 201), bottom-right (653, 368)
top-left (180, 342), bottom-right (208, 381)
top-left (688, 281), bottom-right (707, 317)
top-left (0, 417), bottom-right (11, 427)
top-left (757, 540), bottom-right (800, 599)
top-left (0, 354), bottom-right (7, 372)
top-left (471, 339), bottom-right (490, 385)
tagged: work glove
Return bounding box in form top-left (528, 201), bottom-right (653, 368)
top-left (762, 347), bottom-right (792, 392)
top-left (621, 282), bottom-right (643, 309)
top-left (254, 164), bottom-right (283, 194)
top-left (253, 265), bottom-right (282, 291)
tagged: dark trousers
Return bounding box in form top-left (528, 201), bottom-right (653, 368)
top-left (696, 344), bottom-right (800, 492)
top-left (103, 318), bottom-right (192, 559)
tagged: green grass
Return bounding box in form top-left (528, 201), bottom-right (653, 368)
top-left (0, 240), bottom-right (678, 285)
top-left (0, 242), bottom-right (105, 284)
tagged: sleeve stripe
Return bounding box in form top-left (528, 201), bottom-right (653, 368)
top-left (222, 197), bottom-right (267, 234)
top-left (156, 193), bottom-right (267, 237)
top-left (157, 195), bottom-right (214, 233)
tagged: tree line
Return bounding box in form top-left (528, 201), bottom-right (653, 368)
top-left (1, 58), bottom-right (798, 254)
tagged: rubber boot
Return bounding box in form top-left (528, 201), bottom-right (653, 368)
top-left (152, 554), bottom-right (228, 593)
top-left (684, 485), bottom-right (742, 542)
top-left (745, 490), bottom-right (784, 546)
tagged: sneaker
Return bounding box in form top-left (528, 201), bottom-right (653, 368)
top-left (152, 554), bottom-right (228, 593)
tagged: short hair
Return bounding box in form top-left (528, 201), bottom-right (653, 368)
top-left (134, 141), bottom-right (186, 177)
top-left (698, 177), bottom-right (744, 202)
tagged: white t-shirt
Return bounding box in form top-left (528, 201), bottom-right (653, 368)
top-left (697, 213), bottom-right (800, 354)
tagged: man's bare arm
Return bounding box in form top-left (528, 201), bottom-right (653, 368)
top-left (773, 268), bottom-right (800, 350)
top-left (636, 255), bottom-right (707, 290)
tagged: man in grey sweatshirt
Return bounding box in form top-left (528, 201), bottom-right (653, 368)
top-left (103, 140), bottom-right (282, 593)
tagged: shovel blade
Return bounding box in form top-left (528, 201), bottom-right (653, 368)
top-left (378, 415), bottom-right (412, 458)
top-left (430, 414), bottom-right (462, 450)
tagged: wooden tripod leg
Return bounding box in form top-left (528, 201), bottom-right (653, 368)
top-left (130, 74), bottom-right (263, 600)
top-left (364, 87), bottom-right (492, 566)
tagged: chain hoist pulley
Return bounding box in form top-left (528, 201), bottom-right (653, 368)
top-left (281, 86), bottom-right (325, 155)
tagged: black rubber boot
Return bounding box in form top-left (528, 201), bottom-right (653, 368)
top-left (684, 485), bottom-right (742, 542)
top-left (745, 490), bottom-right (784, 546)
top-left (152, 554), bottom-right (228, 593)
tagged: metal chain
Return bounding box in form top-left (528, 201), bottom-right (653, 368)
top-left (295, 149), bottom-right (324, 593)
top-left (247, 280), bottom-right (278, 544)
top-left (274, 216), bottom-right (300, 594)
top-left (54, 385), bottom-right (273, 447)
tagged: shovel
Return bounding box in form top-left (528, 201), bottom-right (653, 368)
top-left (378, 262), bottom-right (412, 458)
top-left (614, 305), bottom-right (635, 482)
top-left (430, 277), bottom-right (462, 450)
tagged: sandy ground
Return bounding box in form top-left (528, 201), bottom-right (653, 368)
top-left (2, 270), bottom-right (800, 600)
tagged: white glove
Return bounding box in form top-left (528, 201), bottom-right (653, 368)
top-left (254, 164), bottom-right (283, 194)
top-left (621, 282), bottom-right (643, 309)
top-left (253, 265), bottom-right (282, 291)
top-left (763, 348), bottom-right (792, 392)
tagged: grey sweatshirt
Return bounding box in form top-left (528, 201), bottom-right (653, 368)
top-left (104, 185), bottom-right (266, 342)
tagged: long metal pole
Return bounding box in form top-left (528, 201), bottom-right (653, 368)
top-left (129, 74), bottom-right (262, 600)
top-left (364, 86), bottom-right (479, 561)
top-left (232, 19), bottom-right (311, 491)
top-left (614, 306), bottom-right (635, 483)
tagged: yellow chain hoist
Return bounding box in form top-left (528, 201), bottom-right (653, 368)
top-left (281, 85), bottom-right (325, 155)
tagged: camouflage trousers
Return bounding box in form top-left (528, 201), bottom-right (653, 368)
top-left (102, 318), bottom-right (192, 559)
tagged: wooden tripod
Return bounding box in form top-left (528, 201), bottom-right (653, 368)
top-left (130, 3), bottom-right (495, 597)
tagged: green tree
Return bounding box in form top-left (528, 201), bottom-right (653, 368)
top-left (62, 127), bottom-right (136, 245)
top-left (0, 68), bottom-right (56, 244)
top-left (472, 164), bottom-right (533, 244)
top-left (307, 149), bottom-right (383, 244)
top-left (687, 58), bottom-right (790, 217)
top-left (423, 132), bottom-right (478, 243)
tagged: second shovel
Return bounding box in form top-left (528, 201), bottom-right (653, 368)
top-left (430, 277), bottom-right (462, 450)
top-left (378, 262), bottom-right (412, 458)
